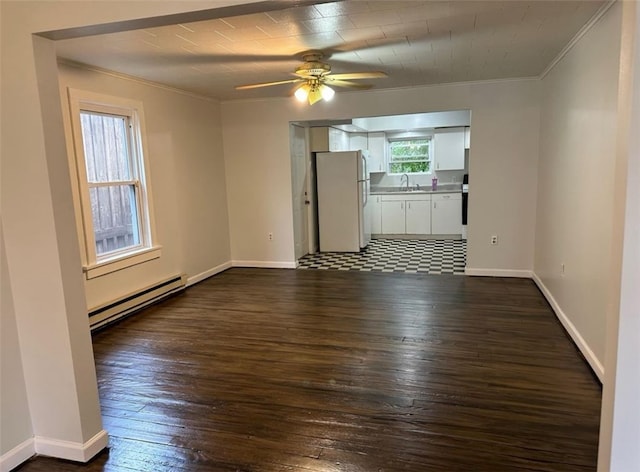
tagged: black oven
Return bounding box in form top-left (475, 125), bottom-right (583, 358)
top-left (462, 174), bottom-right (468, 226)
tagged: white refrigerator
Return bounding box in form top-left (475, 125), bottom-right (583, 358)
top-left (316, 150), bottom-right (371, 252)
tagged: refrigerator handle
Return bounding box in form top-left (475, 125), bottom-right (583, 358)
top-left (362, 154), bottom-right (368, 180)
top-left (363, 181), bottom-right (368, 206)
top-left (363, 154), bottom-right (369, 207)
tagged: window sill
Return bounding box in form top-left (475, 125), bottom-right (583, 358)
top-left (84, 246), bottom-right (162, 279)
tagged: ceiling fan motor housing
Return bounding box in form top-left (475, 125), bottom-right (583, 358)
top-left (296, 61), bottom-right (331, 77)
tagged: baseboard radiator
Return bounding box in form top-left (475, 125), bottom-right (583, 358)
top-left (89, 274), bottom-right (186, 331)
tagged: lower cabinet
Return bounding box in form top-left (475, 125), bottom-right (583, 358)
top-left (431, 193), bottom-right (462, 235)
top-left (375, 192), bottom-right (462, 236)
top-left (380, 194), bottom-right (431, 234)
top-left (370, 195), bottom-right (382, 234)
top-left (406, 200), bottom-right (431, 234)
top-left (381, 200), bottom-right (406, 234)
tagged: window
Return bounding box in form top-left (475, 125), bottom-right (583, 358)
top-left (68, 89), bottom-right (159, 278)
top-left (388, 138), bottom-right (432, 174)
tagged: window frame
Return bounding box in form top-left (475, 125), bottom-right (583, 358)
top-left (67, 89), bottom-right (160, 279)
top-left (387, 135), bottom-right (433, 175)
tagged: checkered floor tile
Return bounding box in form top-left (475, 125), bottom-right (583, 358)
top-left (297, 239), bottom-right (466, 275)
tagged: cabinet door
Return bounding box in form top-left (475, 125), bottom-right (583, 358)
top-left (349, 133), bottom-right (368, 152)
top-left (381, 201), bottom-right (405, 234)
top-left (432, 194), bottom-right (462, 234)
top-left (406, 200), bottom-right (431, 234)
top-left (367, 132), bottom-right (387, 172)
top-left (329, 127), bottom-right (349, 151)
top-left (370, 196), bottom-right (382, 234)
top-left (310, 127), bottom-right (330, 152)
top-left (434, 127), bottom-right (465, 171)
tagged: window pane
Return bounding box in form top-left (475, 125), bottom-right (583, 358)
top-left (389, 139), bottom-right (431, 174)
top-left (390, 162), bottom-right (429, 173)
top-left (390, 140), bottom-right (429, 159)
top-left (89, 185), bottom-right (140, 256)
top-left (80, 112), bottom-right (131, 183)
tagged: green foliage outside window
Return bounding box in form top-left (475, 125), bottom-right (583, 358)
top-left (388, 139), bottom-right (431, 174)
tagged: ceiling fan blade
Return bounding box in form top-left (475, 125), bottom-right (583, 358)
top-left (235, 78), bottom-right (302, 90)
top-left (325, 79), bottom-right (373, 90)
top-left (328, 71), bottom-right (388, 80)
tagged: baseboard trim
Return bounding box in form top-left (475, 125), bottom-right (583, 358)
top-left (34, 429), bottom-right (108, 463)
top-left (532, 272), bottom-right (604, 382)
top-left (465, 268), bottom-right (533, 278)
top-left (186, 261), bottom-right (232, 287)
top-left (231, 260), bottom-right (297, 269)
top-left (1, 438), bottom-right (35, 472)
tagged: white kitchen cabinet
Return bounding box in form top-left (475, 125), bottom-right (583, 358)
top-left (329, 127), bottom-right (349, 151)
top-left (381, 200), bottom-right (405, 234)
top-left (310, 127), bottom-right (349, 152)
top-left (370, 195), bottom-right (382, 234)
top-left (464, 126), bottom-right (471, 150)
top-left (434, 127), bottom-right (465, 171)
top-left (406, 199), bottom-right (431, 234)
top-left (380, 194), bottom-right (431, 234)
top-left (367, 132), bottom-right (387, 173)
top-left (431, 193), bottom-right (462, 235)
top-left (349, 132), bottom-right (368, 152)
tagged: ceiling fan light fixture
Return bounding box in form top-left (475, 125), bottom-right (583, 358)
top-left (307, 85), bottom-right (323, 105)
top-left (320, 84), bottom-right (335, 101)
top-left (294, 83), bottom-right (310, 102)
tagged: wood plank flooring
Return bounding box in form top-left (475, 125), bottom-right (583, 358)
top-left (18, 269), bottom-right (602, 471)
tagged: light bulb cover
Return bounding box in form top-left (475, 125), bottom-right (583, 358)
top-left (320, 84), bottom-right (335, 101)
top-left (294, 85), bottom-right (309, 102)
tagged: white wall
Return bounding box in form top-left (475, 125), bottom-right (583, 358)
top-left (57, 63), bottom-right (231, 308)
top-left (222, 79), bottom-right (540, 274)
top-left (0, 1), bottom-right (255, 468)
top-left (534, 2), bottom-right (622, 376)
top-left (1, 226), bottom-right (33, 458)
top-left (599, 2), bottom-right (640, 470)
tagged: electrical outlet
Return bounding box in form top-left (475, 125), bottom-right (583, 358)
top-left (490, 235), bottom-right (498, 245)
top-left (268, 232), bottom-right (273, 241)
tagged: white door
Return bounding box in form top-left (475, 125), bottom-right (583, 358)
top-left (290, 124), bottom-right (309, 260)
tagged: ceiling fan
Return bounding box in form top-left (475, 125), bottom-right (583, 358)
top-left (235, 50), bottom-right (388, 105)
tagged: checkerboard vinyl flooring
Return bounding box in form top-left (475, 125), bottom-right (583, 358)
top-left (297, 239), bottom-right (466, 275)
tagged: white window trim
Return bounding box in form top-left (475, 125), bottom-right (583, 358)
top-left (67, 88), bottom-right (160, 279)
top-left (387, 134), bottom-right (434, 175)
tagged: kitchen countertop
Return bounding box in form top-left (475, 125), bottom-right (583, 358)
top-left (370, 184), bottom-right (462, 195)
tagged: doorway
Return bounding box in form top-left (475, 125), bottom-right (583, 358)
top-left (290, 111), bottom-right (470, 273)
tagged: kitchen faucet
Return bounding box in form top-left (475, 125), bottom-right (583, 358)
top-left (400, 173), bottom-right (409, 192)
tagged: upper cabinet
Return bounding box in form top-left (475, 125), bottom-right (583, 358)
top-left (464, 126), bottom-right (471, 150)
top-left (367, 132), bottom-right (387, 173)
top-left (434, 127), bottom-right (465, 171)
top-left (310, 127), bottom-right (350, 152)
top-left (349, 132), bottom-right (368, 152)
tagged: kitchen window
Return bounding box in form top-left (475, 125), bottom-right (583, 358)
top-left (68, 89), bottom-right (160, 279)
top-left (388, 138), bottom-right (432, 174)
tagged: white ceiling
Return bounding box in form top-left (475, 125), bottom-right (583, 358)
top-left (54, 0), bottom-right (606, 101)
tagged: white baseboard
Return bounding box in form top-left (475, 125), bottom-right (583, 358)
top-left (231, 260), bottom-right (297, 269)
top-left (1, 438), bottom-right (35, 472)
top-left (465, 268), bottom-right (533, 278)
top-left (186, 261), bottom-right (232, 287)
top-left (34, 429), bottom-right (108, 463)
top-left (532, 272), bottom-right (604, 382)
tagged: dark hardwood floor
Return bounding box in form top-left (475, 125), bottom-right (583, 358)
top-left (18, 269), bottom-right (602, 471)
